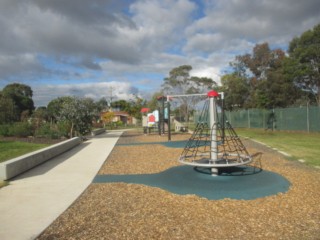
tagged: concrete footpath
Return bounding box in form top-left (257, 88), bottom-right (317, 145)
top-left (0, 130), bottom-right (123, 240)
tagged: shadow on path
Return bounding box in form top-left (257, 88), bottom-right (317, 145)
top-left (12, 142), bottom-right (92, 180)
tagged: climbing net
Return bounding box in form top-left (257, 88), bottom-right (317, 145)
top-left (166, 93), bottom-right (207, 121)
top-left (179, 92), bottom-right (252, 168)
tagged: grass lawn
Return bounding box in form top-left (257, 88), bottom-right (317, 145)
top-left (0, 141), bottom-right (50, 163)
top-left (236, 128), bottom-right (320, 167)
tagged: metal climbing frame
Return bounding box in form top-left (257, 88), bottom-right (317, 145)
top-left (178, 90), bottom-right (253, 176)
top-left (166, 92), bottom-right (220, 141)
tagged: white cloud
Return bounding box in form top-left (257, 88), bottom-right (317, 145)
top-left (124, 0), bottom-right (196, 57)
top-left (1, 0), bottom-right (320, 106)
top-left (190, 66), bottom-right (221, 85)
top-left (185, 0), bottom-right (320, 56)
top-left (32, 82), bottom-right (139, 106)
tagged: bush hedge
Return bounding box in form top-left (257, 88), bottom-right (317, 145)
top-left (0, 121), bottom-right (71, 139)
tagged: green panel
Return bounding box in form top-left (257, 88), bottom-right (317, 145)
top-left (275, 107), bottom-right (307, 131)
top-left (309, 106), bottom-right (320, 132)
top-left (248, 109), bottom-right (267, 129)
top-left (227, 110), bottom-right (249, 128)
top-left (199, 106), bottom-right (320, 132)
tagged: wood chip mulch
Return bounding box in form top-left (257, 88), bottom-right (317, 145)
top-left (37, 131), bottom-right (320, 240)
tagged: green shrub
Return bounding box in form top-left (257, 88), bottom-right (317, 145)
top-left (57, 121), bottom-right (71, 138)
top-left (115, 121), bottom-right (124, 127)
top-left (0, 124), bottom-right (10, 136)
top-left (8, 122), bottom-right (33, 137)
top-left (35, 123), bottom-right (60, 139)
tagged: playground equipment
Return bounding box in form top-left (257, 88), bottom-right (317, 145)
top-left (156, 96), bottom-right (169, 136)
top-left (160, 93), bottom-right (208, 141)
top-left (141, 108), bottom-right (160, 134)
top-left (178, 90), bottom-right (254, 176)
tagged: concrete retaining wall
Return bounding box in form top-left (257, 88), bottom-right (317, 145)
top-left (0, 137), bottom-right (81, 181)
top-left (91, 128), bottom-right (106, 136)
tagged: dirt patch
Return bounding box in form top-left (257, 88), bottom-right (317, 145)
top-left (37, 131), bottom-right (320, 240)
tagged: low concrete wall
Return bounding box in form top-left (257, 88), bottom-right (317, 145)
top-left (0, 137), bottom-right (81, 181)
top-left (91, 128), bottom-right (106, 136)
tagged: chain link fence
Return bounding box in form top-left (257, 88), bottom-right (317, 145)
top-left (224, 106), bottom-right (320, 132)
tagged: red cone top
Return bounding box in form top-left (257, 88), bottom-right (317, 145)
top-left (207, 90), bottom-right (219, 98)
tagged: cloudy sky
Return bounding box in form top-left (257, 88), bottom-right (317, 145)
top-left (0, 0), bottom-right (319, 106)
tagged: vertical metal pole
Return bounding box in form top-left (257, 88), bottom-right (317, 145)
top-left (209, 96), bottom-right (218, 176)
top-left (167, 101), bottom-right (171, 141)
top-left (209, 96), bottom-right (218, 161)
top-left (162, 97), bottom-right (165, 134)
top-left (247, 109), bottom-right (250, 128)
top-left (307, 101), bottom-right (310, 133)
top-left (158, 107), bottom-right (161, 136)
top-left (272, 108), bottom-right (275, 131)
top-left (220, 93), bottom-right (225, 144)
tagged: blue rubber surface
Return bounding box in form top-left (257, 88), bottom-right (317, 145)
top-left (117, 140), bottom-right (216, 148)
top-left (117, 140), bottom-right (189, 148)
top-left (93, 165), bottom-right (291, 200)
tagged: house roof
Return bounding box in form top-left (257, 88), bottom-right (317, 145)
top-left (112, 111), bottom-right (129, 117)
top-left (140, 108), bottom-right (150, 113)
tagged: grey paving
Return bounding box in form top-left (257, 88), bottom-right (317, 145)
top-left (0, 131), bottom-right (122, 240)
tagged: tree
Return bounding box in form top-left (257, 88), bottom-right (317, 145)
top-left (286, 23), bottom-right (320, 105)
top-left (127, 96), bottom-right (147, 120)
top-left (47, 96), bottom-right (73, 124)
top-left (33, 106), bottom-right (48, 117)
top-left (162, 65), bottom-right (216, 94)
top-left (147, 91), bottom-right (163, 111)
top-left (60, 97), bottom-right (97, 137)
top-left (109, 98), bottom-right (147, 121)
top-left (32, 106), bottom-right (49, 126)
top-left (230, 43), bottom-right (297, 108)
top-left (48, 96), bottom-right (97, 137)
top-left (101, 112), bottom-right (114, 127)
top-left (219, 74), bottom-right (250, 110)
top-left (257, 65), bottom-right (301, 108)
top-left (162, 65), bottom-right (216, 121)
top-left (0, 92), bottom-right (17, 124)
top-left (111, 100), bottom-right (130, 112)
top-left (1, 83), bottom-right (35, 120)
top-left (95, 97), bottom-right (109, 112)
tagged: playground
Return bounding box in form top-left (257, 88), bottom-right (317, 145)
top-left (37, 130), bottom-right (320, 239)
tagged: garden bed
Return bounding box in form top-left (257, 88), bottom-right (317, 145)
top-left (37, 131), bottom-right (320, 239)
top-left (0, 136), bottom-right (64, 145)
